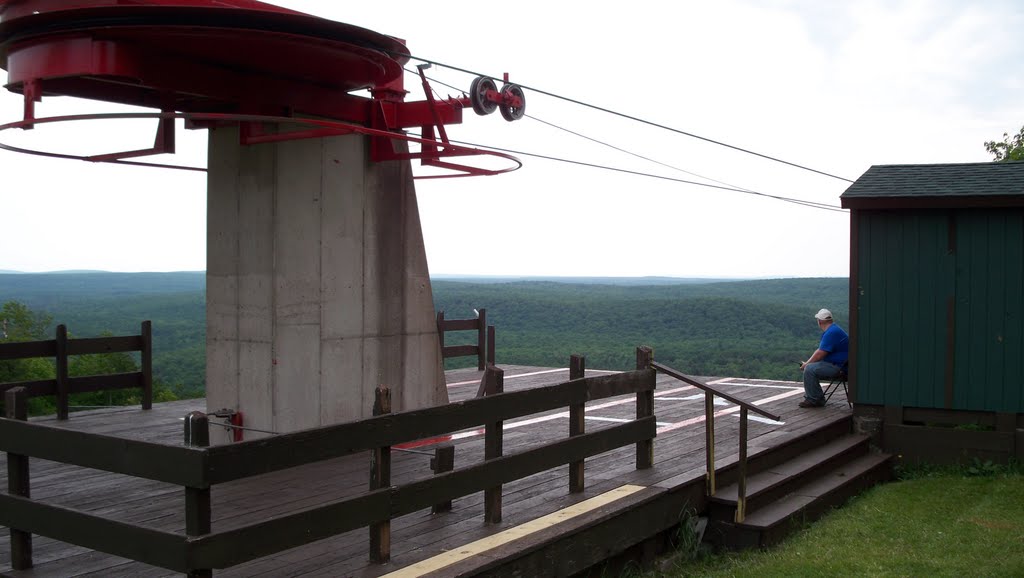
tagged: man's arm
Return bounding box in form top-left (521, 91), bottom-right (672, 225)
top-left (800, 349), bottom-right (828, 370)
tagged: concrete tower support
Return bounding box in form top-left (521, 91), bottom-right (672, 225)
top-left (206, 127), bottom-right (448, 439)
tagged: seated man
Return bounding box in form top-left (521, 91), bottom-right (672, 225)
top-left (799, 308), bottom-right (848, 408)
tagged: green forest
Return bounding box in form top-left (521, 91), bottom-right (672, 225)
top-left (1, 272), bottom-right (847, 409)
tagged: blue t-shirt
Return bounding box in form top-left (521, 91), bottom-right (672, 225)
top-left (819, 324), bottom-right (849, 366)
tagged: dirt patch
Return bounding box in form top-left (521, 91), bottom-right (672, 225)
top-left (967, 518), bottom-right (1019, 530)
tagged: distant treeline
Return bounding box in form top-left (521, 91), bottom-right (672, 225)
top-left (434, 278), bottom-right (848, 379)
top-left (1, 273), bottom-right (848, 397)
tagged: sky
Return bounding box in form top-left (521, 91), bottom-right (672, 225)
top-left (0, 0), bottom-right (1022, 278)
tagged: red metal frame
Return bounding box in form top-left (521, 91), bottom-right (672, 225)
top-left (0, 0), bottom-right (524, 178)
top-left (0, 111), bottom-right (523, 176)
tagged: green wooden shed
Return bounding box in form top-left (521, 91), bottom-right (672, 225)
top-left (840, 161), bottom-right (1024, 463)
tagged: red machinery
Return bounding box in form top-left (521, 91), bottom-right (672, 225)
top-left (0, 0), bottom-right (525, 176)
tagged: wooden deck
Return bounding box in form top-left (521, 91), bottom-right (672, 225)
top-left (0, 365), bottom-right (852, 577)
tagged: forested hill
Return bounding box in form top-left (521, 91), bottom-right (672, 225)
top-left (0, 273), bottom-right (206, 396)
top-left (433, 278), bottom-right (848, 379)
top-left (1, 272), bottom-right (847, 396)
top-left (0, 271), bottom-right (204, 306)
top-left (433, 277), bottom-right (847, 314)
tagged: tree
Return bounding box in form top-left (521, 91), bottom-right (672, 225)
top-left (0, 301), bottom-right (54, 385)
top-left (1, 300), bottom-right (51, 341)
top-left (1, 302), bottom-right (178, 414)
top-left (984, 125), bottom-right (1024, 162)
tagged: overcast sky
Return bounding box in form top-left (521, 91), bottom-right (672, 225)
top-left (1, 0), bottom-right (1021, 278)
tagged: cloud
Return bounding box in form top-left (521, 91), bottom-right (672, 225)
top-left (1, 0), bottom-right (1021, 276)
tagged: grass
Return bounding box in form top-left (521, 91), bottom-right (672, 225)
top-left (651, 469), bottom-right (1024, 577)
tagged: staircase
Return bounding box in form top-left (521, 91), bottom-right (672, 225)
top-left (704, 414), bottom-right (892, 549)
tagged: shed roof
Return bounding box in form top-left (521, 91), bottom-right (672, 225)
top-left (841, 161), bottom-right (1024, 209)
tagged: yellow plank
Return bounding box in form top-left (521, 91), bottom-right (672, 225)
top-left (381, 484), bottom-right (647, 577)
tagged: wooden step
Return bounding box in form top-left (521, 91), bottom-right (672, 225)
top-left (709, 434), bottom-right (869, 517)
top-left (707, 452), bottom-right (892, 549)
top-left (711, 413), bottom-right (852, 490)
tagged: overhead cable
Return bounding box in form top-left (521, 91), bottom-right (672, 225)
top-left (407, 68), bottom-right (843, 211)
top-left (398, 55), bottom-right (856, 183)
top-left (525, 113), bottom-right (801, 202)
top-left (401, 68), bottom-right (846, 212)
top-left (407, 131), bottom-right (847, 213)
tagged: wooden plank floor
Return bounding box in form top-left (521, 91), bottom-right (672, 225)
top-left (0, 365), bottom-right (851, 577)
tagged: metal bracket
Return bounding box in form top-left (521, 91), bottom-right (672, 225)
top-left (86, 109), bottom-right (175, 163)
top-left (209, 408), bottom-right (244, 442)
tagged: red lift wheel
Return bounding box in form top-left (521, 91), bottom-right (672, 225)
top-left (499, 83), bottom-right (526, 121)
top-left (470, 76), bottom-right (498, 116)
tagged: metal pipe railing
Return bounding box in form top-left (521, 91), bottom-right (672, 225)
top-left (650, 361), bottom-right (781, 523)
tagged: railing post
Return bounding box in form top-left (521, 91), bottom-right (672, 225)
top-left (430, 444), bottom-right (455, 514)
top-left (476, 308), bottom-right (487, 370)
top-left (6, 387), bottom-right (32, 570)
top-left (370, 386), bottom-right (392, 563)
top-left (483, 365), bottom-right (504, 523)
top-left (568, 354), bottom-right (586, 493)
top-left (475, 359), bottom-right (504, 399)
top-left (55, 324), bottom-right (69, 420)
top-left (735, 406), bottom-right (748, 523)
top-left (436, 310), bottom-right (445, 355)
top-left (635, 346), bottom-right (654, 470)
top-left (705, 391), bottom-right (716, 495)
top-left (487, 324), bottom-right (496, 367)
top-left (141, 320), bottom-right (153, 410)
top-left (184, 411), bottom-right (211, 578)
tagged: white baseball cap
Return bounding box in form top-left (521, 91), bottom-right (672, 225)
top-left (815, 308), bottom-right (833, 321)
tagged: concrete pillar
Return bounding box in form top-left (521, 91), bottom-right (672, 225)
top-left (206, 127), bottom-right (447, 440)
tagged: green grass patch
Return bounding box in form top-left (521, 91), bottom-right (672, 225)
top-left (656, 473), bottom-right (1024, 577)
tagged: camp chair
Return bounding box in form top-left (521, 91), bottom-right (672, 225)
top-left (823, 364), bottom-right (850, 407)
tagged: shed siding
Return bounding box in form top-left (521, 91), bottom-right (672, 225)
top-left (856, 211), bottom-right (953, 407)
top-left (1006, 215), bottom-right (1024, 411)
top-left (857, 209), bottom-right (1024, 412)
top-left (953, 211), bottom-right (1024, 412)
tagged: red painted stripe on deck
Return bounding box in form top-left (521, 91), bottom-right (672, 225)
top-left (395, 435), bottom-right (455, 449)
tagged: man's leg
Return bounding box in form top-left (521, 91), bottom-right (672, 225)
top-left (802, 361), bottom-right (841, 406)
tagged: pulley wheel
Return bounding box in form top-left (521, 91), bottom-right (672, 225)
top-left (499, 83), bottom-right (526, 121)
top-left (470, 76), bottom-right (498, 116)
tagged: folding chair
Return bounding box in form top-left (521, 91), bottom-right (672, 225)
top-left (823, 364), bottom-right (850, 407)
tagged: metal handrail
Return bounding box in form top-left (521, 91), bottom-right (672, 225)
top-left (650, 362), bottom-right (780, 421)
top-left (651, 360), bottom-right (782, 523)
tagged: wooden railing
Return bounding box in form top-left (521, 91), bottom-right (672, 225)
top-left (0, 321), bottom-right (153, 419)
top-left (0, 349), bottom-right (656, 575)
top-left (436, 308), bottom-right (494, 370)
top-left (650, 360), bottom-right (781, 522)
